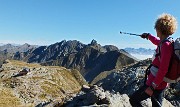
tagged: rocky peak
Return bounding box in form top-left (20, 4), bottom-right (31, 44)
top-left (90, 39), bottom-right (98, 46)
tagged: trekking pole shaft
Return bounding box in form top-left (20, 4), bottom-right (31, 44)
top-left (152, 95), bottom-right (162, 107)
top-left (120, 31), bottom-right (141, 36)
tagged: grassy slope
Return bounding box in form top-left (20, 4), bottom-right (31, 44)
top-left (0, 60), bottom-right (85, 106)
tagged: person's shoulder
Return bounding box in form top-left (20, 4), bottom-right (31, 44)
top-left (162, 40), bottom-right (173, 50)
top-left (164, 41), bottom-right (172, 45)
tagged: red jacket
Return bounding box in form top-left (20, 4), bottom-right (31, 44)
top-left (146, 34), bottom-right (173, 89)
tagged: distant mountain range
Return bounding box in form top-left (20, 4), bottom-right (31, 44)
top-left (0, 43), bottom-right (38, 53)
top-left (0, 43), bottom-right (155, 55)
top-left (123, 47), bottom-right (155, 60)
top-left (124, 47), bottom-right (154, 55)
top-left (0, 43), bottom-right (38, 65)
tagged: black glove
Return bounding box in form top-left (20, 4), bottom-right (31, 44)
top-left (141, 33), bottom-right (150, 39)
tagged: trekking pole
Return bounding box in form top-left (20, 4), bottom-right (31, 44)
top-left (152, 95), bottom-right (162, 107)
top-left (120, 31), bottom-right (141, 36)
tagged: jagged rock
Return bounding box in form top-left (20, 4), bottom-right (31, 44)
top-left (63, 85), bottom-right (174, 107)
top-left (82, 85), bottom-right (91, 92)
top-left (90, 39), bottom-right (98, 46)
top-left (0, 68), bottom-right (4, 72)
top-left (35, 101), bottom-right (52, 107)
top-left (64, 85), bottom-right (110, 107)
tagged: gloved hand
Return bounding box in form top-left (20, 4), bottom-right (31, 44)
top-left (141, 33), bottom-right (150, 39)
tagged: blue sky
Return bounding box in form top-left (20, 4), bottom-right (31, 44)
top-left (0, 0), bottom-right (179, 49)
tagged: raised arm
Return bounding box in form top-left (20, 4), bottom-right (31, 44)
top-left (148, 34), bottom-right (160, 46)
top-left (141, 33), bottom-right (160, 46)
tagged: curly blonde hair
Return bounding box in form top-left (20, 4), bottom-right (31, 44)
top-left (154, 13), bottom-right (178, 36)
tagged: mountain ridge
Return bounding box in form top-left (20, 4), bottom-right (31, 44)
top-left (6, 40), bottom-right (137, 82)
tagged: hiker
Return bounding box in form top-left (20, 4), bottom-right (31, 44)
top-left (129, 13), bottom-right (178, 107)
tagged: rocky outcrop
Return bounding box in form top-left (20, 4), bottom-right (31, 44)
top-left (92, 59), bottom-right (151, 95)
top-left (63, 85), bottom-right (173, 107)
top-left (0, 60), bottom-right (87, 107)
top-left (92, 59), bottom-right (180, 107)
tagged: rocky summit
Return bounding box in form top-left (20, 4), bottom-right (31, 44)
top-left (0, 60), bottom-right (87, 107)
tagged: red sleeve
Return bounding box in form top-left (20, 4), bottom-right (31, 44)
top-left (153, 41), bottom-right (173, 86)
top-left (148, 34), bottom-right (160, 46)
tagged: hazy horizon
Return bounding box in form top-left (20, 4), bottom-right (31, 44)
top-left (0, 39), bottom-right (156, 50)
